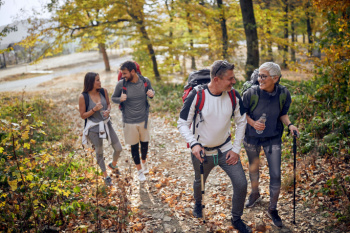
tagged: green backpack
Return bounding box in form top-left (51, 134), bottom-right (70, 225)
top-left (241, 69), bottom-right (287, 113)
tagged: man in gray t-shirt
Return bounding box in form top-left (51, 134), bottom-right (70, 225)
top-left (111, 61), bottom-right (155, 181)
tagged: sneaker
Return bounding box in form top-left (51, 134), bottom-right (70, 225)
top-left (141, 162), bottom-right (149, 174)
top-left (192, 203), bottom-right (203, 218)
top-left (108, 162), bottom-right (121, 175)
top-left (137, 170), bottom-right (146, 182)
top-left (104, 176), bottom-right (113, 186)
top-left (245, 192), bottom-right (260, 208)
top-left (231, 218), bottom-right (252, 233)
top-left (267, 209), bottom-right (283, 227)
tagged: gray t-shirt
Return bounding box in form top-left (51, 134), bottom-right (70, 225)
top-left (87, 92), bottom-right (111, 133)
top-left (111, 75), bottom-right (154, 124)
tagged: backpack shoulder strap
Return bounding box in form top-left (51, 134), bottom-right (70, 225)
top-left (82, 92), bottom-right (89, 127)
top-left (278, 85), bottom-right (287, 112)
top-left (228, 89), bottom-right (237, 116)
top-left (249, 85), bottom-right (260, 113)
top-left (122, 78), bottom-right (127, 94)
top-left (138, 75), bottom-right (149, 93)
top-left (99, 88), bottom-right (106, 99)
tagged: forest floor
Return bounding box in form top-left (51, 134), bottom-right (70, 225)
top-left (14, 66), bottom-right (347, 232)
top-left (2, 51), bottom-right (348, 232)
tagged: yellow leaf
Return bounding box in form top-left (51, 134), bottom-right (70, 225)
top-left (30, 139), bottom-right (36, 144)
top-left (22, 131), bottom-right (29, 140)
top-left (339, 28), bottom-right (343, 32)
top-left (24, 143), bottom-right (30, 149)
top-left (8, 180), bottom-right (17, 191)
top-left (0, 147), bottom-right (3, 153)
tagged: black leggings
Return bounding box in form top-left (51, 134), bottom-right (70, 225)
top-left (131, 141), bottom-right (148, 165)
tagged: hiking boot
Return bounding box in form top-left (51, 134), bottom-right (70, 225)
top-left (137, 170), bottom-right (146, 182)
top-left (267, 209), bottom-right (283, 227)
top-left (104, 176), bottom-right (113, 187)
top-left (108, 162), bottom-right (121, 175)
top-left (192, 203), bottom-right (202, 218)
top-left (245, 192), bottom-right (260, 208)
top-left (141, 162), bottom-right (149, 174)
top-left (231, 218), bottom-right (252, 233)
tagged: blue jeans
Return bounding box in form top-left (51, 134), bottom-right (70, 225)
top-left (243, 141), bottom-right (281, 210)
top-left (191, 150), bottom-right (247, 221)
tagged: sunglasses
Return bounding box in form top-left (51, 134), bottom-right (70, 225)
top-left (215, 60), bottom-right (230, 76)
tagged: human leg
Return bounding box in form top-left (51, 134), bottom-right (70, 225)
top-left (191, 153), bottom-right (215, 217)
top-left (263, 144), bottom-right (283, 227)
top-left (108, 127), bottom-right (122, 167)
top-left (88, 131), bottom-right (107, 177)
top-left (218, 150), bottom-right (247, 222)
top-left (140, 141), bottom-right (149, 173)
top-left (243, 142), bottom-right (261, 194)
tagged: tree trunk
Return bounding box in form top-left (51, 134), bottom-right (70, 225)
top-left (282, 0), bottom-right (289, 69)
top-left (239, 0), bottom-right (259, 80)
top-left (186, 10), bottom-right (196, 70)
top-left (217, 0), bottom-right (228, 59)
top-left (2, 53), bottom-right (6, 68)
top-left (139, 24), bottom-right (160, 80)
top-left (306, 1), bottom-right (313, 55)
top-left (98, 43), bottom-right (111, 71)
top-left (291, 18), bottom-right (296, 62)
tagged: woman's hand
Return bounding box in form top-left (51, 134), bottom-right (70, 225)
top-left (103, 109), bottom-right (110, 118)
top-left (253, 121), bottom-right (265, 131)
top-left (94, 102), bottom-right (103, 111)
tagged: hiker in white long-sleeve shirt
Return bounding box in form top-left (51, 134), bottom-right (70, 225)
top-left (177, 60), bottom-right (252, 233)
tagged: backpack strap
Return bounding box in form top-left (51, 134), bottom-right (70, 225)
top-left (228, 89), bottom-right (237, 116)
top-left (82, 88), bottom-right (105, 127)
top-left (278, 85), bottom-right (287, 113)
top-left (193, 85), bottom-right (206, 134)
top-left (249, 86), bottom-right (260, 113)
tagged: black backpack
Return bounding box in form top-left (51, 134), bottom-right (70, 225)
top-left (82, 88), bottom-right (106, 127)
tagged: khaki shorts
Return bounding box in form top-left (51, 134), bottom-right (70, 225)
top-left (123, 121), bottom-right (150, 145)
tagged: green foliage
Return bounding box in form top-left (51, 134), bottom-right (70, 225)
top-left (0, 94), bottom-right (130, 231)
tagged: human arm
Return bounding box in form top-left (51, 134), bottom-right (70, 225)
top-left (103, 89), bottom-right (111, 118)
top-left (246, 114), bottom-right (266, 131)
top-left (231, 91), bottom-right (247, 154)
top-left (79, 94), bottom-right (101, 119)
top-left (145, 77), bottom-right (155, 98)
top-left (177, 90), bottom-right (203, 161)
top-left (111, 81), bottom-right (124, 104)
top-left (280, 114), bottom-right (299, 136)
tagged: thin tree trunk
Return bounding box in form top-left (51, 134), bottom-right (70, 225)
top-left (186, 10), bottom-right (196, 70)
top-left (99, 43), bottom-right (111, 71)
top-left (306, 1), bottom-right (313, 55)
top-left (282, 0), bottom-right (289, 68)
top-left (291, 18), bottom-right (296, 62)
top-left (139, 24), bottom-right (160, 80)
top-left (217, 0), bottom-right (228, 59)
top-left (2, 53), bottom-right (6, 68)
top-left (239, 0), bottom-right (259, 80)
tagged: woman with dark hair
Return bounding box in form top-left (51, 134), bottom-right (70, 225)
top-left (79, 72), bottom-right (122, 186)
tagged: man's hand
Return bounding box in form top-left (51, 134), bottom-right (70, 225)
top-left (192, 145), bottom-right (204, 163)
top-left (120, 93), bottom-right (127, 102)
top-left (226, 151), bottom-right (239, 165)
top-left (147, 90), bottom-right (154, 98)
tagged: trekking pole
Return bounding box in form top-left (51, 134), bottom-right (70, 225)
top-left (292, 130), bottom-right (297, 225)
top-left (200, 151), bottom-right (207, 223)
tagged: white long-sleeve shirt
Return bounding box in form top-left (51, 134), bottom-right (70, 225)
top-left (177, 86), bottom-right (247, 155)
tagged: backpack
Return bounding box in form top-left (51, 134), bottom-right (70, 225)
top-left (119, 74), bottom-right (150, 111)
top-left (182, 69), bottom-right (237, 146)
top-left (82, 88), bottom-right (106, 127)
top-left (117, 61), bottom-right (142, 81)
top-left (241, 69), bottom-right (287, 113)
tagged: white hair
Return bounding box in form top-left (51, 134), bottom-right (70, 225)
top-left (259, 62), bottom-right (281, 77)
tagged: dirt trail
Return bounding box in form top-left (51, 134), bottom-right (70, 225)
top-left (17, 65), bottom-right (347, 232)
